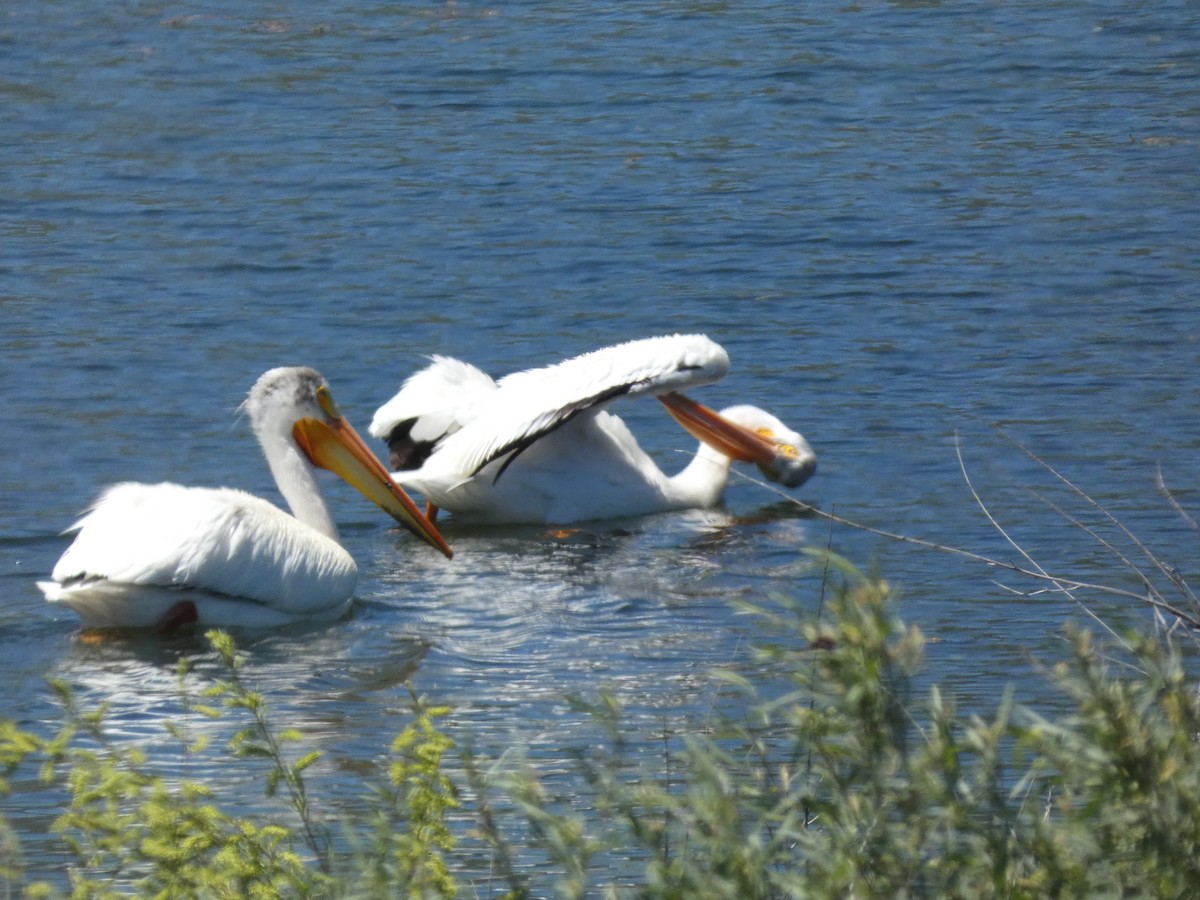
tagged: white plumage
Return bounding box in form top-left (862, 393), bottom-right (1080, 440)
top-left (40, 367), bottom-right (451, 630)
top-left (370, 334), bottom-right (816, 525)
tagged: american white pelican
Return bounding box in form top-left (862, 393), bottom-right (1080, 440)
top-left (368, 334), bottom-right (817, 525)
top-left (39, 367), bottom-right (453, 631)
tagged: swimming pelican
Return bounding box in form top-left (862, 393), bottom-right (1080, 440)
top-left (369, 334), bottom-right (816, 525)
top-left (39, 367), bottom-right (453, 631)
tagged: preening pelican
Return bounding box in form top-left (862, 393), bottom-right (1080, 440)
top-left (369, 334), bottom-right (817, 525)
top-left (39, 367), bottom-right (452, 631)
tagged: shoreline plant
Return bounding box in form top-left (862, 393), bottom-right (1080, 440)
top-left (0, 554), bottom-right (1195, 897)
top-left (1, 448), bottom-right (1195, 897)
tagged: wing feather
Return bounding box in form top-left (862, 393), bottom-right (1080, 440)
top-left (50, 482), bottom-right (356, 614)
top-left (369, 356), bottom-right (497, 469)
top-left (419, 334), bottom-right (730, 481)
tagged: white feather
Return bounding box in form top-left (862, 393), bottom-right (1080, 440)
top-left (370, 355), bottom-right (496, 447)
top-left (40, 367), bottom-right (427, 630)
top-left (47, 483), bottom-right (355, 613)
top-left (370, 334), bottom-right (815, 524)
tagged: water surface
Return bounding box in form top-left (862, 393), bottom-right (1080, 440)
top-left (2, 0), bottom-right (1198, 888)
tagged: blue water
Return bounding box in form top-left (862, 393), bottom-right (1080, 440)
top-left (3, 0), bottom-right (1199, 887)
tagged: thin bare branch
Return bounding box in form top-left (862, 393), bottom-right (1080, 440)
top-left (727, 458), bottom-right (1200, 633)
top-left (1027, 488), bottom-right (1163, 604)
top-left (999, 429), bottom-right (1196, 612)
top-left (1158, 463), bottom-right (1200, 538)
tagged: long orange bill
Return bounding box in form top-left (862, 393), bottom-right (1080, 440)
top-left (658, 392), bottom-right (779, 466)
top-left (294, 416), bottom-right (454, 559)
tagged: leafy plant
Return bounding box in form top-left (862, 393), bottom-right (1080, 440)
top-left (32, 649), bottom-right (319, 899)
top-left (481, 551), bottom-right (1200, 898)
top-left (350, 687), bottom-right (460, 899)
top-left (2, 491), bottom-right (1197, 897)
top-left (204, 629), bottom-right (330, 878)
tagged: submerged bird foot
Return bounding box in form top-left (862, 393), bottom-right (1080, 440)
top-left (158, 600), bottom-right (199, 633)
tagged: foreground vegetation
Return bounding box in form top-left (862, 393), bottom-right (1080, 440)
top-left (4, 452), bottom-right (1197, 897)
top-left (2, 542), bottom-right (1199, 898)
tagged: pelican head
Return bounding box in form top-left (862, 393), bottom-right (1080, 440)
top-left (245, 367), bottom-right (453, 558)
top-left (658, 393), bottom-right (817, 489)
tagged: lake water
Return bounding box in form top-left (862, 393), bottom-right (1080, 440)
top-left (2, 0), bottom-right (1198, 889)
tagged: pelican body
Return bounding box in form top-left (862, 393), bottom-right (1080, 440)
top-left (369, 334), bottom-right (816, 525)
top-left (39, 367), bottom-right (451, 630)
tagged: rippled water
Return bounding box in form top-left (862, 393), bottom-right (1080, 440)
top-left (3, 0), bottom-right (1198, 887)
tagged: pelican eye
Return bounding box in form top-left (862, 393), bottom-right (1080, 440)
top-left (316, 384), bottom-right (341, 419)
top-left (779, 444), bottom-right (800, 458)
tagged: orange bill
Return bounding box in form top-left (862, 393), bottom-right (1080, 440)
top-left (294, 415), bottom-right (454, 559)
top-left (658, 392), bottom-right (780, 466)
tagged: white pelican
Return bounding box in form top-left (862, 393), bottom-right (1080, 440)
top-left (369, 334), bottom-right (816, 525)
top-left (39, 367), bottom-right (453, 631)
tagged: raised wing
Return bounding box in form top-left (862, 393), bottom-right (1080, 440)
top-left (369, 356), bottom-right (497, 470)
top-left (425, 334), bottom-right (731, 481)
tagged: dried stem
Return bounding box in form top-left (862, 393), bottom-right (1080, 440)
top-left (726, 432), bottom-right (1199, 633)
